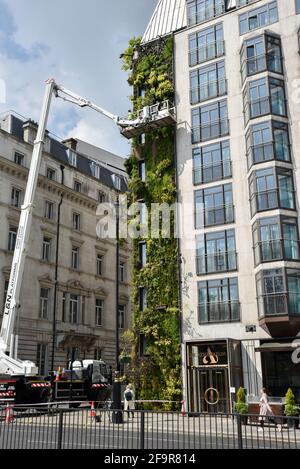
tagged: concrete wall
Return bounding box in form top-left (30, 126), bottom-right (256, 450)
top-left (174, 0), bottom-right (300, 399)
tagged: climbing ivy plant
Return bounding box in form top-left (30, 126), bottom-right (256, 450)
top-left (121, 37), bottom-right (182, 408)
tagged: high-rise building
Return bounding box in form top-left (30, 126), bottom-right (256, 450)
top-left (141, 0), bottom-right (300, 412)
top-left (0, 113), bottom-right (131, 374)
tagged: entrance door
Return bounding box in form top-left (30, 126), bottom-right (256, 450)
top-left (198, 368), bottom-right (229, 413)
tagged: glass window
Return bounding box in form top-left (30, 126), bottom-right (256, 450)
top-left (198, 277), bottom-right (240, 323)
top-left (246, 120), bottom-right (290, 168)
top-left (14, 152), bottom-right (24, 166)
top-left (71, 246), bottom-right (80, 270)
top-left (69, 294), bottom-right (80, 324)
top-left (193, 140), bottom-right (231, 185)
top-left (196, 229), bottom-right (237, 275)
top-left (253, 217), bottom-right (300, 265)
top-left (8, 226), bottom-right (17, 251)
top-left (249, 168), bottom-right (295, 216)
top-left (187, 0), bottom-right (225, 26)
top-left (139, 243), bottom-right (147, 268)
top-left (190, 61), bottom-right (226, 105)
top-left (192, 100), bottom-right (229, 143)
top-left (195, 183), bottom-right (234, 228)
top-left (243, 77), bottom-right (286, 124)
top-left (73, 213), bottom-right (81, 231)
top-left (42, 237), bottom-right (51, 262)
top-left (97, 254), bottom-right (103, 276)
top-left (189, 24), bottom-right (224, 67)
top-left (45, 201), bottom-right (55, 220)
top-left (239, 1), bottom-right (278, 35)
top-left (47, 168), bottom-right (56, 181)
top-left (96, 299), bottom-right (104, 326)
top-left (118, 305), bottom-right (125, 329)
top-left (11, 188), bottom-right (22, 208)
top-left (241, 34), bottom-right (283, 83)
top-left (39, 288), bottom-right (50, 319)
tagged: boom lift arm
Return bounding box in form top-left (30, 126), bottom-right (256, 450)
top-left (0, 79), bottom-right (175, 377)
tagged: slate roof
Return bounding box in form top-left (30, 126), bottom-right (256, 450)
top-left (8, 115), bottom-right (127, 193)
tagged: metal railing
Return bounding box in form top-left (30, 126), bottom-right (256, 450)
top-left (254, 239), bottom-right (300, 263)
top-left (258, 292), bottom-right (300, 318)
top-left (244, 96), bottom-right (287, 124)
top-left (247, 141), bottom-right (291, 168)
top-left (189, 41), bottom-right (225, 67)
top-left (241, 53), bottom-right (283, 83)
top-left (192, 118), bottom-right (229, 144)
top-left (190, 79), bottom-right (227, 105)
top-left (1, 404), bottom-right (299, 449)
top-left (196, 204), bottom-right (235, 228)
top-left (193, 160), bottom-right (232, 185)
top-left (198, 300), bottom-right (240, 324)
top-left (188, 3), bottom-right (225, 27)
top-left (196, 251), bottom-right (237, 275)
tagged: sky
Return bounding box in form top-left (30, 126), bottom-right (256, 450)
top-left (0, 0), bottom-right (158, 158)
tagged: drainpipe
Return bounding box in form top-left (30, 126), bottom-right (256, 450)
top-left (51, 165), bottom-right (65, 372)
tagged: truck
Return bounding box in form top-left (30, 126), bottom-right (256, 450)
top-left (0, 79), bottom-right (175, 406)
top-left (0, 359), bottom-right (112, 406)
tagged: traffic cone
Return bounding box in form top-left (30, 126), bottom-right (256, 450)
top-left (181, 400), bottom-right (187, 417)
top-left (5, 404), bottom-right (14, 424)
top-left (90, 401), bottom-right (96, 419)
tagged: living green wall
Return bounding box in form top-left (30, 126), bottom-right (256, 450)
top-left (122, 37), bottom-right (182, 407)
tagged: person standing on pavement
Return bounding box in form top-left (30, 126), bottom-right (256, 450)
top-left (124, 384), bottom-right (135, 419)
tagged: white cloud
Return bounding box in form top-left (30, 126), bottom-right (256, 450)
top-left (0, 0), bottom-right (158, 157)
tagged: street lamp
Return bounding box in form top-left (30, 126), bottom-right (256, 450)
top-left (111, 195), bottom-right (123, 424)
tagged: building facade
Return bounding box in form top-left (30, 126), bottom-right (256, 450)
top-left (0, 113), bottom-right (131, 375)
top-left (142, 0), bottom-right (300, 411)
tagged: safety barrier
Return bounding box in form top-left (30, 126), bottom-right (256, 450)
top-left (0, 403), bottom-right (299, 450)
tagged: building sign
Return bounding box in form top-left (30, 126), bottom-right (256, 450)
top-left (191, 342), bottom-right (228, 367)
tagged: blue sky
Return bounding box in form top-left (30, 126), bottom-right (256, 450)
top-left (0, 0), bottom-right (158, 157)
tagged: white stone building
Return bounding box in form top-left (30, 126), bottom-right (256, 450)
top-left (142, 0), bottom-right (300, 411)
top-left (0, 113), bottom-right (131, 375)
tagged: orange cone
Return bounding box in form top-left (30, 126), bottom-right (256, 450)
top-left (181, 400), bottom-right (187, 417)
top-left (5, 404), bottom-right (14, 424)
top-left (90, 401), bottom-right (96, 419)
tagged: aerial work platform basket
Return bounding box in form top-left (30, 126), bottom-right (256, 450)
top-left (120, 100), bottom-right (176, 139)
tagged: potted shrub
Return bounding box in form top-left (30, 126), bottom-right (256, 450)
top-left (234, 387), bottom-right (249, 425)
top-left (284, 388), bottom-right (299, 429)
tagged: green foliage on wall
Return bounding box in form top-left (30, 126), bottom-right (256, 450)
top-left (122, 37), bottom-right (182, 408)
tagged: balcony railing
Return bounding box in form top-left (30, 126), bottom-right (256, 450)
top-left (193, 160), bottom-right (232, 185)
top-left (198, 300), bottom-right (240, 324)
top-left (255, 239), bottom-right (300, 264)
top-left (196, 251), bottom-right (237, 275)
top-left (190, 79), bottom-right (227, 105)
top-left (189, 41), bottom-right (225, 67)
top-left (250, 188), bottom-right (295, 215)
top-left (196, 204), bottom-right (234, 228)
top-left (258, 292), bottom-right (300, 318)
top-left (192, 118), bottom-right (229, 144)
top-left (188, 3), bottom-right (225, 27)
top-left (244, 96), bottom-right (287, 124)
top-left (247, 141), bottom-right (290, 168)
top-left (241, 53), bottom-right (283, 83)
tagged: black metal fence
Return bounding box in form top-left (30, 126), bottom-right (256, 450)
top-left (0, 403), bottom-right (299, 450)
